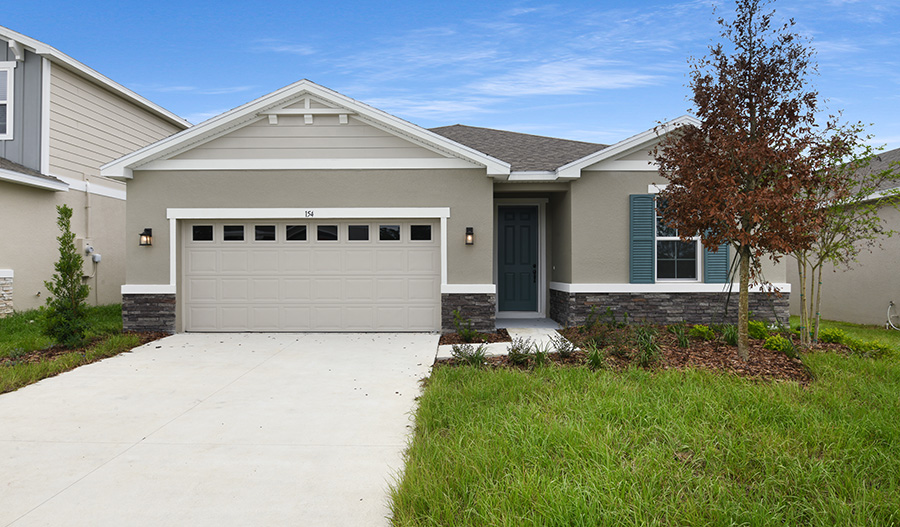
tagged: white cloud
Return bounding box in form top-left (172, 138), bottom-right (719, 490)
top-left (362, 95), bottom-right (498, 121)
top-left (252, 39), bottom-right (316, 56)
top-left (470, 60), bottom-right (663, 97)
top-left (183, 108), bottom-right (232, 125)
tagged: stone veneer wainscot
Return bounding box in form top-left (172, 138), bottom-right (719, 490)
top-left (550, 289), bottom-right (789, 327)
top-left (441, 293), bottom-right (496, 333)
top-left (122, 293), bottom-right (176, 334)
top-left (0, 274), bottom-right (12, 317)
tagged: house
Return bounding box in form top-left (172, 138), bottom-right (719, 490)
top-left (0, 26), bottom-right (189, 316)
top-left (100, 80), bottom-right (789, 333)
top-left (788, 147), bottom-right (900, 326)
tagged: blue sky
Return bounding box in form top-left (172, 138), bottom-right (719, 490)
top-left (5, 0), bottom-right (900, 149)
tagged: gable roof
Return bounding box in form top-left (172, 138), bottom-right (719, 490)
top-left (0, 156), bottom-right (68, 191)
top-left (429, 125), bottom-right (607, 172)
top-left (101, 80), bottom-right (511, 179)
top-left (865, 147), bottom-right (900, 193)
top-left (0, 25), bottom-right (189, 129)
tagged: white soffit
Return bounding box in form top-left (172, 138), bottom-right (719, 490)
top-left (0, 167), bottom-right (68, 191)
top-left (0, 25), bottom-right (189, 129)
top-left (100, 80), bottom-right (511, 179)
top-left (555, 115), bottom-right (700, 179)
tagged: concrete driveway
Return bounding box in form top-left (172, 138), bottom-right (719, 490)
top-left (0, 333), bottom-right (438, 526)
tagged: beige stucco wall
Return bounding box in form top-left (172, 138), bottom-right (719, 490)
top-left (125, 168), bottom-right (494, 287)
top-left (0, 181), bottom-right (126, 311)
top-left (788, 201), bottom-right (900, 325)
top-left (570, 169), bottom-right (786, 284)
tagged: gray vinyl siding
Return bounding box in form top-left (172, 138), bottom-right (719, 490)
top-left (48, 66), bottom-right (181, 179)
top-left (172, 115), bottom-right (445, 161)
top-left (0, 42), bottom-right (42, 171)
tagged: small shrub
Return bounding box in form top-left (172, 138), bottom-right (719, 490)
top-left (452, 309), bottom-right (481, 343)
top-left (845, 338), bottom-right (892, 358)
top-left (43, 205), bottom-right (91, 348)
top-left (532, 342), bottom-right (551, 367)
top-left (721, 324), bottom-right (738, 346)
top-left (583, 305), bottom-right (600, 331)
top-left (667, 323), bottom-right (690, 348)
top-left (608, 330), bottom-right (630, 358)
top-left (584, 332), bottom-right (608, 349)
top-left (689, 324), bottom-right (715, 341)
top-left (506, 337), bottom-right (533, 366)
top-left (550, 334), bottom-right (575, 359)
top-left (764, 334), bottom-right (796, 357)
top-left (818, 328), bottom-right (847, 344)
top-left (634, 326), bottom-right (661, 367)
top-left (584, 342), bottom-right (606, 371)
top-left (450, 343), bottom-right (487, 367)
top-left (748, 320), bottom-right (769, 340)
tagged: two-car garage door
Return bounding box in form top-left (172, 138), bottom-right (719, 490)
top-left (183, 220), bottom-right (440, 331)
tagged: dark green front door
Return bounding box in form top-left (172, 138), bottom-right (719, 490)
top-left (498, 206), bottom-right (538, 311)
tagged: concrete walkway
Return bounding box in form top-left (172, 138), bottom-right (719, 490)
top-left (0, 333), bottom-right (438, 527)
top-left (436, 318), bottom-right (562, 360)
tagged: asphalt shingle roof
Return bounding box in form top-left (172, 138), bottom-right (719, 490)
top-left (863, 147), bottom-right (900, 193)
top-left (0, 157), bottom-right (66, 186)
top-left (430, 124), bottom-right (608, 172)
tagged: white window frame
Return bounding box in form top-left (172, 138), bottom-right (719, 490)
top-left (0, 61), bottom-right (16, 141)
top-left (654, 201), bottom-right (701, 282)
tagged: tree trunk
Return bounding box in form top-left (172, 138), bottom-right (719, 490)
top-left (738, 245), bottom-right (750, 361)
top-left (797, 255), bottom-right (809, 347)
top-left (814, 264), bottom-right (824, 342)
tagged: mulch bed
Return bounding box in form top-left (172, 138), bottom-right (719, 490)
top-left (0, 331), bottom-right (168, 366)
top-left (436, 324), bottom-right (848, 385)
top-left (438, 328), bottom-right (512, 346)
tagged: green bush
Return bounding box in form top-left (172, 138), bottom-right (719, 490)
top-left (452, 309), bottom-right (482, 343)
top-left (748, 320), bottom-right (769, 340)
top-left (764, 334), bottom-right (796, 357)
top-left (43, 205), bottom-right (90, 348)
top-left (532, 342), bottom-right (551, 367)
top-left (634, 326), bottom-right (660, 367)
top-left (450, 343), bottom-right (487, 367)
top-left (689, 324), bottom-right (715, 341)
top-left (550, 334), bottom-right (575, 359)
top-left (845, 338), bottom-right (892, 358)
top-left (584, 342), bottom-right (606, 371)
top-left (721, 324), bottom-right (739, 346)
top-left (819, 327), bottom-right (847, 344)
top-left (667, 323), bottom-right (690, 348)
top-left (506, 337), bottom-right (533, 366)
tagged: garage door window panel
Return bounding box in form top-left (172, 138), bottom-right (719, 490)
top-left (317, 225), bottom-right (338, 241)
top-left (224, 225), bottom-right (245, 242)
top-left (379, 225), bottom-right (401, 241)
top-left (410, 225), bottom-right (432, 241)
top-left (348, 225), bottom-right (370, 242)
top-left (192, 225), bottom-right (214, 242)
top-left (255, 225), bottom-right (276, 241)
top-left (286, 225), bottom-right (307, 241)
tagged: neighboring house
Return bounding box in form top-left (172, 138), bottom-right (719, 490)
top-left (788, 147), bottom-right (900, 326)
top-left (0, 26), bottom-right (189, 316)
top-left (101, 80), bottom-right (789, 334)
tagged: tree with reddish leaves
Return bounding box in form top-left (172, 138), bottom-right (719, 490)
top-left (654, 0), bottom-right (864, 360)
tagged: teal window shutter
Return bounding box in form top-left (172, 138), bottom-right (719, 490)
top-left (630, 194), bottom-right (655, 284)
top-left (703, 242), bottom-right (730, 283)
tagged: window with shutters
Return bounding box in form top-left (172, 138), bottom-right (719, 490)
top-left (0, 62), bottom-right (14, 140)
top-left (655, 201), bottom-right (699, 280)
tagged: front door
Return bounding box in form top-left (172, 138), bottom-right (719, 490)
top-left (498, 206), bottom-right (538, 311)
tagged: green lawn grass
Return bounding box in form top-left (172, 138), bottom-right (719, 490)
top-left (0, 305), bottom-right (140, 394)
top-left (392, 322), bottom-right (900, 526)
top-left (792, 316), bottom-right (900, 351)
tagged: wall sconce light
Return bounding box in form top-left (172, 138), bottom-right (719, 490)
top-left (465, 227), bottom-right (474, 246)
top-left (139, 228), bottom-right (152, 247)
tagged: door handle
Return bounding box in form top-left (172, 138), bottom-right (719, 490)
top-left (532, 264), bottom-right (537, 284)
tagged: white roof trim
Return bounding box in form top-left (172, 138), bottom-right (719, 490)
top-left (0, 167), bottom-right (68, 191)
top-left (0, 25), bottom-right (189, 129)
top-left (100, 80), bottom-right (511, 179)
top-left (556, 115), bottom-right (700, 178)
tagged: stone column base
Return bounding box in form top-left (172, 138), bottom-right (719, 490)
top-left (550, 289), bottom-right (789, 327)
top-left (0, 274), bottom-right (12, 317)
top-left (123, 293), bottom-right (176, 334)
top-left (441, 293), bottom-right (496, 333)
